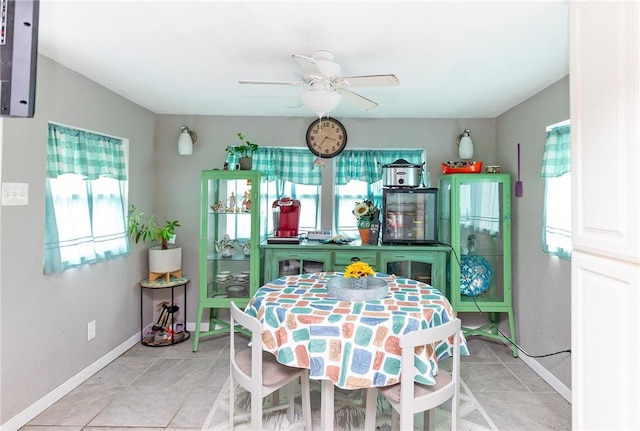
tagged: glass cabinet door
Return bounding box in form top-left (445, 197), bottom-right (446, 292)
top-left (456, 179), bottom-right (507, 302)
top-left (441, 174), bottom-right (512, 308)
top-left (378, 247), bottom-right (449, 294)
top-left (266, 250), bottom-right (330, 280)
top-left (206, 177), bottom-right (254, 299)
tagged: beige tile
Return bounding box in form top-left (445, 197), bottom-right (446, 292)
top-left (461, 362), bottom-right (528, 394)
top-left (27, 384), bottom-right (123, 427)
top-left (86, 385), bottom-right (187, 428)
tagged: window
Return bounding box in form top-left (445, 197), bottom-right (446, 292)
top-left (335, 180), bottom-right (382, 236)
top-left (44, 124), bottom-right (129, 274)
top-left (227, 146), bottom-right (321, 233)
top-left (334, 149), bottom-right (425, 235)
top-left (541, 120), bottom-right (571, 260)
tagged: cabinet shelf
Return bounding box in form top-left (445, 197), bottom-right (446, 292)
top-left (207, 254), bottom-right (250, 261)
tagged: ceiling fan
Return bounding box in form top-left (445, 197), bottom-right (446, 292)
top-left (239, 50), bottom-right (399, 118)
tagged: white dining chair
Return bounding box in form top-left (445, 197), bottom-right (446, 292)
top-left (364, 317), bottom-right (461, 431)
top-left (229, 301), bottom-right (313, 430)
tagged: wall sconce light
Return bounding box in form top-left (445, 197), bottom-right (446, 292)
top-left (178, 126), bottom-right (198, 155)
top-left (456, 129), bottom-right (474, 160)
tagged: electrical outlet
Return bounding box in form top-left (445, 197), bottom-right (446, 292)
top-left (87, 320), bottom-right (96, 341)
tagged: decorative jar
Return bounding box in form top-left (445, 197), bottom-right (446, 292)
top-left (350, 277), bottom-right (368, 290)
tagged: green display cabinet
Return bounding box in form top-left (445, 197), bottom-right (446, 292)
top-left (193, 170), bottom-right (267, 351)
top-left (439, 173), bottom-right (518, 357)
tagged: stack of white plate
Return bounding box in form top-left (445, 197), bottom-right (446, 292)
top-left (279, 260), bottom-right (300, 276)
top-left (303, 262), bottom-right (324, 273)
top-left (235, 273), bottom-right (249, 283)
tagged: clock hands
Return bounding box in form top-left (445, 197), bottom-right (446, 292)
top-left (318, 136), bottom-right (337, 150)
top-left (318, 136), bottom-right (338, 151)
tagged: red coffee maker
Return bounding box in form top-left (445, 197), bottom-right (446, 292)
top-left (272, 197), bottom-right (300, 237)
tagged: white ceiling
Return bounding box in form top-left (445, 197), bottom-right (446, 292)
top-left (37, 0), bottom-right (569, 119)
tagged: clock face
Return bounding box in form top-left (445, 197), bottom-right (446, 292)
top-left (306, 118), bottom-right (347, 158)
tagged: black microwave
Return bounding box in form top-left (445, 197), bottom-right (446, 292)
top-left (382, 188), bottom-right (438, 244)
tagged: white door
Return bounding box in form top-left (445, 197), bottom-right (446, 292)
top-left (570, 1), bottom-right (640, 429)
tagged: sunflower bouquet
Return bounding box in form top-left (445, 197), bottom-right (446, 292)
top-left (344, 261), bottom-right (375, 279)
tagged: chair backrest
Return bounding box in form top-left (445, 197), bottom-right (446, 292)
top-left (399, 317), bottom-right (461, 415)
top-left (399, 317), bottom-right (461, 349)
top-left (230, 301), bottom-right (263, 335)
top-left (230, 301), bottom-right (264, 391)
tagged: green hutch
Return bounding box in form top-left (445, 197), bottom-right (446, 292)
top-left (192, 170), bottom-right (267, 351)
top-left (439, 173), bottom-right (518, 357)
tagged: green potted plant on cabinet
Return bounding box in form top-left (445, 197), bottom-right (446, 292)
top-left (226, 132), bottom-right (259, 170)
top-left (127, 205), bottom-right (182, 281)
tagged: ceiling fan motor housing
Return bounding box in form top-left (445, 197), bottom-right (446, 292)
top-left (307, 50), bottom-right (341, 81)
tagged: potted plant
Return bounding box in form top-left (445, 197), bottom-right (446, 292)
top-left (226, 132), bottom-right (259, 170)
top-left (128, 205), bottom-right (182, 280)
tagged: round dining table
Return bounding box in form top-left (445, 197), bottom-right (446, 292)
top-left (245, 272), bottom-right (468, 430)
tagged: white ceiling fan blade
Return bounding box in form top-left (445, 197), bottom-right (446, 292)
top-left (336, 88), bottom-right (378, 111)
top-left (292, 54), bottom-right (323, 80)
top-left (239, 80), bottom-right (305, 86)
top-left (338, 74), bottom-right (400, 88)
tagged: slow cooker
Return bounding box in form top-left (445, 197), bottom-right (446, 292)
top-left (382, 159), bottom-right (424, 187)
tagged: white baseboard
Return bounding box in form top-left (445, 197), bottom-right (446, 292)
top-left (186, 321), bottom-right (208, 332)
top-left (518, 353), bottom-right (572, 403)
top-left (1, 333), bottom-right (140, 431)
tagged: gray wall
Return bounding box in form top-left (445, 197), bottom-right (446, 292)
top-left (0, 56), bottom-right (156, 422)
top-left (152, 115), bottom-right (497, 326)
top-left (0, 55), bottom-right (570, 425)
top-left (496, 76), bottom-right (571, 388)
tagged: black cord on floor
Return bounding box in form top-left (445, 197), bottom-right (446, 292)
top-left (443, 243), bottom-right (571, 358)
top-left (470, 295), bottom-right (571, 358)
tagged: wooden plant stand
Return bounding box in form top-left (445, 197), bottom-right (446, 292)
top-left (149, 269), bottom-right (182, 282)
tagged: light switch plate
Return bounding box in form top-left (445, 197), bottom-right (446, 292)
top-left (2, 182), bottom-right (29, 206)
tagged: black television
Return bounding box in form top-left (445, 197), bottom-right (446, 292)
top-left (0, 0), bottom-right (39, 118)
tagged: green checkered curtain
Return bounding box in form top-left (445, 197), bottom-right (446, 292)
top-left (47, 124), bottom-right (127, 180)
top-left (227, 147), bottom-right (321, 185)
top-left (44, 124), bottom-right (129, 274)
top-left (334, 149), bottom-right (425, 185)
top-left (540, 123), bottom-right (571, 178)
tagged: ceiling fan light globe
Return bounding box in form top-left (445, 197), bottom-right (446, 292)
top-left (300, 89), bottom-right (343, 118)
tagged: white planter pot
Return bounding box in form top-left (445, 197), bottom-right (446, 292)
top-left (149, 246), bottom-right (182, 273)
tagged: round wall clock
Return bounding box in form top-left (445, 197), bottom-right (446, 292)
top-left (306, 118), bottom-right (347, 158)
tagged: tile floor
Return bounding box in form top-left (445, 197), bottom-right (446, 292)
top-left (20, 334), bottom-right (571, 431)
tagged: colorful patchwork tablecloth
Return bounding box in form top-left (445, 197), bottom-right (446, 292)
top-left (246, 272), bottom-right (468, 390)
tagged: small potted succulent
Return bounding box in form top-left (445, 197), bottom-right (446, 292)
top-left (226, 132), bottom-right (259, 170)
top-left (127, 205), bottom-right (182, 279)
